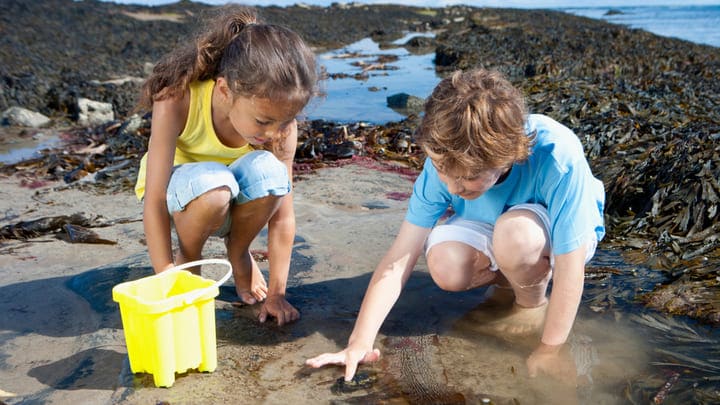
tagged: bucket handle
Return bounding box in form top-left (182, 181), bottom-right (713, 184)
top-left (168, 258), bottom-right (233, 305)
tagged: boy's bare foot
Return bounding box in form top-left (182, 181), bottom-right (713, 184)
top-left (234, 264), bottom-right (268, 305)
top-left (485, 301), bottom-right (548, 336)
top-left (481, 284), bottom-right (516, 309)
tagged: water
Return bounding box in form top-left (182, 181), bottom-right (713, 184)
top-left (304, 4), bottom-right (720, 123)
top-left (306, 33), bottom-right (440, 123)
top-left (0, 131), bottom-right (61, 164)
top-left (564, 4), bottom-right (720, 47)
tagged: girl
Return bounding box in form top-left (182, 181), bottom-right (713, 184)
top-left (134, 5), bottom-right (318, 326)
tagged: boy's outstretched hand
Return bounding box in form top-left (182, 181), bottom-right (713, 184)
top-left (526, 343), bottom-right (577, 384)
top-left (306, 345), bottom-right (381, 381)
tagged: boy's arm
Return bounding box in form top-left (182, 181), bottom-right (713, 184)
top-left (527, 245), bottom-right (586, 380)
top-left (261, 120), bottom-right (299, 325)
top-left (306, 220), bottom-right (432, 380)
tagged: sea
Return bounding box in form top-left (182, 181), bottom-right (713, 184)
top-left (100, 0), bottom-right (720, 123)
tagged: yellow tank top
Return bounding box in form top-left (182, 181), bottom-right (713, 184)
top-left (134, 80), bottom-right (254, 200)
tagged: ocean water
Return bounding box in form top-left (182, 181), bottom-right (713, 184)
top-left (565, 4), bottom-right (720, 47)
top-left (307, 33), bottom-right (440, 123)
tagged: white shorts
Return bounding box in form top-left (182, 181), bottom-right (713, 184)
top-left (425, 203), bottom-right (597, 271)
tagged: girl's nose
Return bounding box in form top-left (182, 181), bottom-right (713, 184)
top-left (265, 125), bottom-right (282, 139)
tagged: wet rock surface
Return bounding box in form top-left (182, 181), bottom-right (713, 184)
top-left (1, 0), bottom-right (719, 327)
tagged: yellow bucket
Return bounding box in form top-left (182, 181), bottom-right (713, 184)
top-left (112, 259), bottom-right (232, 387)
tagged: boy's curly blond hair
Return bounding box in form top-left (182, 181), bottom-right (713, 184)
top-left (416, 68), bottom-right (534, 175)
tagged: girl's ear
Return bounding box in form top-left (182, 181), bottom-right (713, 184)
top-left (215, 77), bottom-right (233, 102)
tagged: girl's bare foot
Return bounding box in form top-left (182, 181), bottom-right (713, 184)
top-left (234, 262), bottom-right (268, 305)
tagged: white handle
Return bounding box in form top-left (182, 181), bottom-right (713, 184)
top-left (170, 259), bottom-right (233, 305)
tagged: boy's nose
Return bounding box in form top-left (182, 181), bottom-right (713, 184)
top-left (447, 181), bottom-right (463, 195)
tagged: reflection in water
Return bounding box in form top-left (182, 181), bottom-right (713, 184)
top-left (308, 33), bottom-right (440, 124)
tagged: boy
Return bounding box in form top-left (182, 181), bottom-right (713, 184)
top-left (306, 68), bottom-right (605, 382)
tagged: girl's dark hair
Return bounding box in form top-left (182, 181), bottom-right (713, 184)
top-left (138, 5), bottom-right (317, 109)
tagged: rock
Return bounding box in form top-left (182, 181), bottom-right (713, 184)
top-left (402, 35), bottom-right (437, 55)
top-left (405, 36), bottom-right (435, 48)
top-left (386, 93), bottom-right (425, 116)
top-left (143, 62), bottom-right (155, 76)
top-left (1, 106), bottom-right (51, 128)
top-left (118, 113), bottom-right (145, 137)
top-left (89, 76), bottom-right (145, 86)
top-left (77, 98), bottom-right (114, 127)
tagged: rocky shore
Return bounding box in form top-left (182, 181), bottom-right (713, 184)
top-left (2, 0), bottom-right (719, 322)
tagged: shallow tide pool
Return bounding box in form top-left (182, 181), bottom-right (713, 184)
top-left (306, 33), bottom-right (440, 124)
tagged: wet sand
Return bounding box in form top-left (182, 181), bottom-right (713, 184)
top-left (0, 160), bottom-right (667, 405)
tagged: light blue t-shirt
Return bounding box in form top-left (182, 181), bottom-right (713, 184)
top-left (406, 114), bottom-right (605, 255)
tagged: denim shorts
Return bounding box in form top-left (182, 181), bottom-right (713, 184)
top-left (165, 150), bottom-right (290, 236)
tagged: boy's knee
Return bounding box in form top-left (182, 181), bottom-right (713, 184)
top-left (429, 269), bottom-right (464, 292)
top-left (493, 210), bottom-right (549, 269)
top-left (427, 242), bottom-right (477, 291)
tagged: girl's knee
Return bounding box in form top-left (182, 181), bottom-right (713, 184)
top-left (175, 186), bottom-right (232, 232)
top-left (199, 186), bottom-right (233, 210)
top-left (230, 151), bottom-right (291, 204)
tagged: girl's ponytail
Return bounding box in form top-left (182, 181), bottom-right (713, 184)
top-left (138, 6), bottom-right (260, 110)
top-left (194, 8), bottom-right (258, 83)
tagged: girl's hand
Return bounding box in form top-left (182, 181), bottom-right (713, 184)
top-left (259, 294), bottom-right (299, 326)
top-left (305, 344), bottom-right (381, 381)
